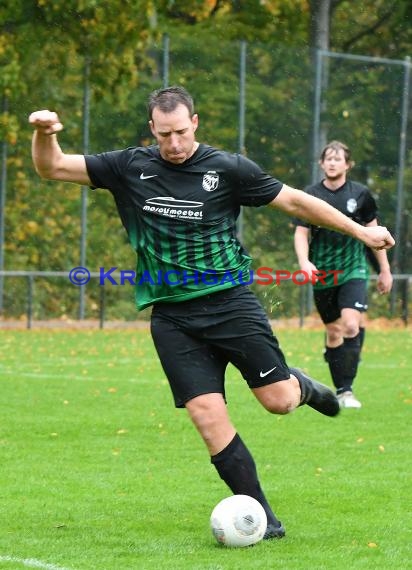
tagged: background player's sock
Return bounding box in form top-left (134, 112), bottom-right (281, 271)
top-left (342, 334), bottom-right (361, 392)
top-left (324, 344), bottom-right (346, 392)
top-left (359, 326), bottom-right (365, 353)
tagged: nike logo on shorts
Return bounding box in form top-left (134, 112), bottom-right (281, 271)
top-left (259, 366), bottom-right (277, 378)
top-left (140, 173), bottom-right (158, 179)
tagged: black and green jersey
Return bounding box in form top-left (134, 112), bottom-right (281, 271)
top-left (85, 144), bottom-right (283, 309)
top-left (295, 180), bottom-right (378, 289)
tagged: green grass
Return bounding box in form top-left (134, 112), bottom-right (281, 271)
top-left (0, 327), bottom-right (411, 570)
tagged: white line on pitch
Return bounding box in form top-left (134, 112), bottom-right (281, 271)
top-left (0, 555), bottom-right (74, 570)
top-left (0, 371), bottom-right (163, 383)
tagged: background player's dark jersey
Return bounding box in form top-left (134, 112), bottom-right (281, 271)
top-left (295, 180), bottom-right (378, 289)
top-left (85, 144), bottom-right (283, 309)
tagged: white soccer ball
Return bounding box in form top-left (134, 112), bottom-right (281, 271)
top-left (210, 494), bottom-right (267, 547)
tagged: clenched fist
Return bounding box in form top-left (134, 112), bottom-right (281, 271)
top-left (29, 110), bottom-right (64, 135)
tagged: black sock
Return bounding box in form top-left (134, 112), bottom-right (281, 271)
top-left (211, 433), bottom-right (281, 528)
top-left (289, 366), bottom-right (316, 405)
top-left (342, 334), bottom-right (361, 393)
top-left (359, 327), bottom-right (365, 353)
top-left (324, 344), bottom-right (346, 392)
top-left (289, 366), bottom-right (339, 416)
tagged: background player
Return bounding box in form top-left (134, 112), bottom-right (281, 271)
top-left (294, 140), bottom-right (393, 408)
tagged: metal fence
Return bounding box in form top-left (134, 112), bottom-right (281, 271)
top-left (0, 271), bottom-right (410, 330)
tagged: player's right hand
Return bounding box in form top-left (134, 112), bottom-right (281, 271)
top-left (362, 225), bottom-right (395, 250)
top-left (28, 110), bottom-right (64, 135)
top-left (299, 260), bottom-right (319, 282)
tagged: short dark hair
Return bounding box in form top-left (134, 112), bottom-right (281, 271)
top-left (147, 86), bottom-right (195, 120)
top-left (320, 140), bottom-right (353, 165)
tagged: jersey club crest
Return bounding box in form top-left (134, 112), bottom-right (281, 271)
top-left (346, 198), bottom-right (357, 213)
top-left (202, 171), bottom-right (219, 192)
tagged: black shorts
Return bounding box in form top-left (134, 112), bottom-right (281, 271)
top-left (150, 286), bottom-right (290, 407)
top-left (313, 279), bottom-right (368, 324)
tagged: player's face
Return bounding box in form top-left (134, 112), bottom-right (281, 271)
top-left (320, 148), bottom-right (350, 181)
top-left (150, 104), bottom-right (198, 164)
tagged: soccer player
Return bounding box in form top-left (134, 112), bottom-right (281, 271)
top-left (294, 141), bottom-right (393, 409)
top-left (29, 88), bottom-right (394, 538)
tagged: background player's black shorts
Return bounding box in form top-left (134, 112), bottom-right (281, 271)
top-left (150, 286), bottom-right (290, 407)
top-left (313, 278), bottom-right (368, 324)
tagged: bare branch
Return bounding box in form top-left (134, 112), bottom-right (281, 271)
top-left (340, 4), bottom-right (397, 52)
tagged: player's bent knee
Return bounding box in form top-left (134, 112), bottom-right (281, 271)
top-left (252, 382), bottom-right (299, 415)
top-left (264, 397), bottom-right (296, 415)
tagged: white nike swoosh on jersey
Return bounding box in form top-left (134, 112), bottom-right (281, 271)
top-left (140, 173), bottom-right (158, 179)
top-left (354, 302), bottom-right (365, 308)
top-left (259, 366), bottom-right (277, 378)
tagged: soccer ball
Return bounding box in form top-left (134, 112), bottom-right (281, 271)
top-left (210, 494), bottom-right (267, 547)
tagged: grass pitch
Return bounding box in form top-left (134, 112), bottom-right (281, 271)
top-left (0, 327), bottom-right (411, 570)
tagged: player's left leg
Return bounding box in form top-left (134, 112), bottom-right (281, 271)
top-left (151, 295), bottom-right (285, 539)
top-left (185, 393), bottom-right (285, 539)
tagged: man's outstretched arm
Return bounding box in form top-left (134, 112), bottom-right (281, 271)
top-left (29, 110), bottom-right (91, 186)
